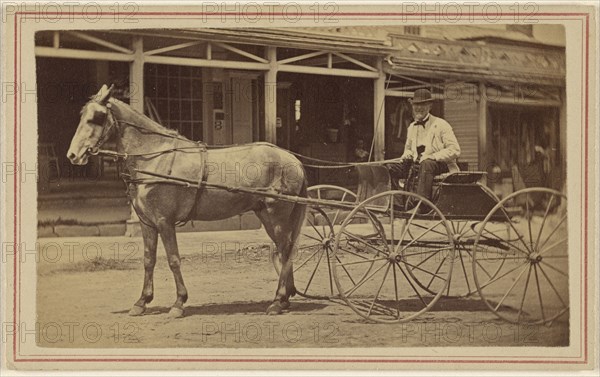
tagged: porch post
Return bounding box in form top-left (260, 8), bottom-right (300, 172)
top-left (264, 46), bottom-right (277, 144)
top-left (373, 59), bottom-right (386, 161)
top-left (478, 81), bottom-right (488, 171)
top-left (126, 36), bottom-right (144, 237)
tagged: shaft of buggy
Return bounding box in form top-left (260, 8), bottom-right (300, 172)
top-left (134, 168), bottom-right (366, 212)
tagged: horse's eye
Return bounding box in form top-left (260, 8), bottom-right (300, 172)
top-left (90, 110), bottom-right (107, 125)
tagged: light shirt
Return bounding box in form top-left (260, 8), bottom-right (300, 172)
top-left (415, 115), bottom-right (430, 148)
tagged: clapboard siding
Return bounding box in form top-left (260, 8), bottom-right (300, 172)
top-left (443, 99), bottom-right (480, 170)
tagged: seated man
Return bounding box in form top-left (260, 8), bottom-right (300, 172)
top-left (386, 89), bottom-right (461, 205)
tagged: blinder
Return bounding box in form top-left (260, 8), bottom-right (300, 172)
top-left (91, 108), bottom-right (108, 126)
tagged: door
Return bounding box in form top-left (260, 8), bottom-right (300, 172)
top-left (229, 74), bottom-right (255, 144)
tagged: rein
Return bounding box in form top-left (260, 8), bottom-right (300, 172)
top-left (87, 103), bottom-right (206, 160)
top-left (87, 102), bottom-right (399, 170)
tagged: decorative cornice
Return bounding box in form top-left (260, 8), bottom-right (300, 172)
top-left (389, 35), bottom-right (565, 86)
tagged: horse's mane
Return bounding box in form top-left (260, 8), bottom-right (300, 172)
top-left (84, 96), bottom-right (182, 138)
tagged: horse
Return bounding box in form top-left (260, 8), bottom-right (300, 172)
top-left (67, 85), bottom-right (307, 317)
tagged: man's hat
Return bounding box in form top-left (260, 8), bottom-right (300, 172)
top-left (409, 89), bottom-right (434, 104)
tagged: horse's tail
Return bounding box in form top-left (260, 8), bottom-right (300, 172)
top-left (290, 175), bottom-right (308, 245)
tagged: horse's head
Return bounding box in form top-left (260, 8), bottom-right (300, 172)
top-left (67, 84), bottom-right (115, 165)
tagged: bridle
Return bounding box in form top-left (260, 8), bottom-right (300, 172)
top-left (87, 102), bottom-right (118, 157)
top-left (85, 100), bottom-right (206, 161)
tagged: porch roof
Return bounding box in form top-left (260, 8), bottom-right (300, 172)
top-left (109, 28), bottom-right (396, 56)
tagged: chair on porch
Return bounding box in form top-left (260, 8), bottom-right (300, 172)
top-left (38, 142), bottom-right (60, 179)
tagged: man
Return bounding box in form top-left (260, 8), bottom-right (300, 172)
top-left (387, 89), bottom-right (461, 206)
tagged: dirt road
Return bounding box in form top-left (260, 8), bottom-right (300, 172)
top-left (36, 230), bottom-right (569, 348)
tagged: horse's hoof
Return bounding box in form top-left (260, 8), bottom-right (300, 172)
top-left (168, 306), bottom-right (185, 318)
top-left (280, 301), bottom-right (290, 310)
top-left (266, 301), bottom-right (284, 315)
top-left (128, 305), bottom-right (146, 316)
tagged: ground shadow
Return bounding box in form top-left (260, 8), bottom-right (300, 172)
top-left (112, 300), bottom-right (328, 317)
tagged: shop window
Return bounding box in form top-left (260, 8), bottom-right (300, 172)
top-left (144, 64), bottom-right (203, 141)
top-left (489, 105), bottom-right (561, 188)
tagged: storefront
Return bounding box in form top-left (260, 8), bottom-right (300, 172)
top-left (35, 29), bottom-right (393, 173)
top-left (384, 32), bottom-right (566, 197)
top-left (34, 26), bottom-right (565, 233)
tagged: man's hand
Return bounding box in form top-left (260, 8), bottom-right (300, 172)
top-left (400, 153), bottom-right (413, 161)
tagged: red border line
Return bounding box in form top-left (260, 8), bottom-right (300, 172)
top-left (11, 11), bottom-right (589, 365)
top-left (13, 11), bottom-right (19, 362)
top-left (14, 12), bottom-right (591, 16)
top-left (583, 13), bottom-right (589, 365)
top-left (10, 358), bottom-right (591, 364)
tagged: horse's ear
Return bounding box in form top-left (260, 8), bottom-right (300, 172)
top-left (96, 84), bottom-right (114, 104)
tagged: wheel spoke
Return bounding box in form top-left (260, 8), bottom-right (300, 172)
top-left (331, 209), bottom-right (341, 226)
top-left (344, 261), bottom-right (389, 298)
top-left (493, 263), bottom-right (529, 311)
top-left (395, 200), bottom-right (421, 254)
top-left (526, 193), bottom-right (534, 250)
top-left (335, 254), bottom-right (357, 286)
top-left (338, 246), bottom-right (369, 260)
top-left (400, 221), bottom-right (445, 253)
top-left (390, 195), bottom-right (395, 250)
top-left (498, 208), bottom-right (535, 255)
top-left (537, 263), bottom-right (568, 308)
top-left (534, 195), bottom-right (556, 251)
top-left (366, 263), bottom-right (392, 317)
top-left (308, 219), bottom-right (324, 239)
top-left (538, 214), bottom-right (567, 251)
top-left (293, 247), bottom-right (323, 273)
top-left (533, 264), bottom-right (546, 323)
top-left (539, 237), bottom-right (568, 257)
top-left (342, 230), bottom-right (388, 256)
top-left (326, 245), bottom-right (334, 296)
top-left (303, 243), bottom-right (325, 294)
top-left (446, 262), bottom-right (453, 296)
top-left (458, 221), bottom-right (471, 236)
top-left (302, 233), bottom-right (323, 243)
top-left (517, 264), bottom-right (533, 322)
top-left (410, 221), bottom-right (449, 238)
top-left (539, 260), bottom-right (567, 277)
top-left (403, 246), bottom-right (454, 260)
top-left (396, 261), bottom-right (428, 307)
top-left (408, 247), bottom-right (442, 269)
top-left (424, 256), bottom-right (447, 290)
top-left (465, 247), bottom-right (493, 279)
top-left (402, 259), bottom-right (447, 281)
top-left (477, 260), bottom-right (530, 291)
top-left (458, 245), bottom-right (471, 294)
top-left (479, 228), bottom-right (531, 257)
top-left (476, 256), bottom-right (525, 261)
top-left (338, 257), bottom-right (388, 267)
top-left (392, 262), bottom-right (400, 317)
top-left (298, 243), bottom-right (321, 251)
top-left (363, 209), bottom-right (389, 251)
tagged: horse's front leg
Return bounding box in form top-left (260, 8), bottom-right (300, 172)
top-left (129, 223), bottom-right (158, 316)
top-left (157, 220), bottom-right (188, 318)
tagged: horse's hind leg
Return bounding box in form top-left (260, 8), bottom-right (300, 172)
top-left (157, 219), bottom-right (188, 318)
top-left (256, 200), bottom-right (306, 315)
top-left (129, 223), bottom-right (158, 316)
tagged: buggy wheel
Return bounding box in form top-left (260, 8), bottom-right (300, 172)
top-left (473, 188), bottom-right (568, 325)
top-left (332, 191), bottom-right (455, 323)
top-left (423, 220), bottom-right (508, 298)
top-left (272, 185), bottom-right (356, 299)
